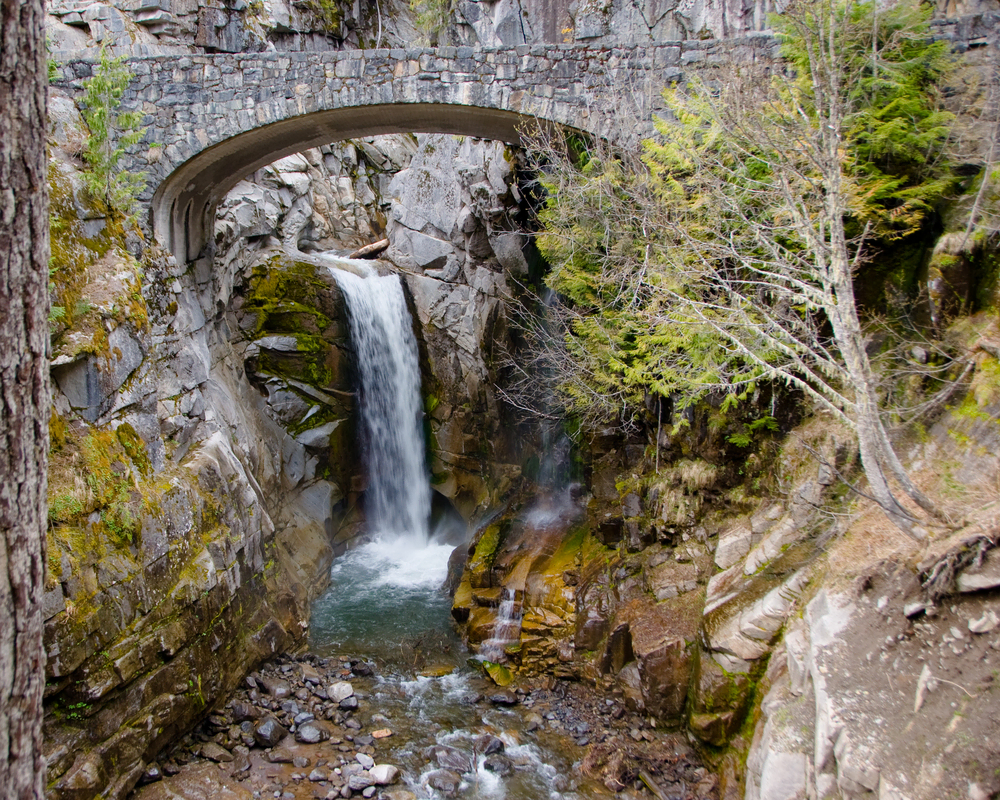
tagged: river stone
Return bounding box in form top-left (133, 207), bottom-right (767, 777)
top-left (483, 753), bottom-right (514, 776)
top-left (295, 722), bottom-right (327, 744)
top-left (267, 747), bottom-right (296, 764)
top-left (301, 663), bottom-right (322, 685)
top-left (356, 753), bottom-right (375, 769)
top-left (329, 681), bottom-right (354, 702)
top-left (348, 772), bottom-right (375, 791)
top-left (200, 743), bottom-right (234, 762)
top-left (475, 734), bottom-right (504, 755)
top-left (231, 752), bottom-right (251, 775)
top-left (488, 690), bottom-right (518, 705)
top-left (254, 716), bottom-right (288, 748)
top-left (430, 745), bottom-right (473, 773)
top-left (139, 763), bottom-right (162, 784)
top-left (339, 696), bottom-right (359, 710)
top-left (370, 764), bottom-right (400, 785)
top-left (308, 768), bottom-right (327, 781)
top-left (425, 769), bottom-right (462, 796)
top-left (262, 675), bottom-right (292, 699)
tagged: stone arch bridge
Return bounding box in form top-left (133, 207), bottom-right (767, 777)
top-left (56, 38), bottom-right (778, 266)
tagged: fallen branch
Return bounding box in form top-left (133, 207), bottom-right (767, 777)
top-left (348, 238), bottom-right (390, 259)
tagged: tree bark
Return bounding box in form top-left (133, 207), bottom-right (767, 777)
top-left (0, 0), bottom-right (50, 797)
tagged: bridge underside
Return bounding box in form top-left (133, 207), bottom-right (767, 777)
top-left (153, 103), bottom-right (560, 265)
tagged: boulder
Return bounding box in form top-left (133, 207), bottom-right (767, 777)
top-left (253, 716), bottom-right (288, 748)
top-left (425, 769), bottom-right (462, 796)
top-left (369, 764), bottom-right (400, 785)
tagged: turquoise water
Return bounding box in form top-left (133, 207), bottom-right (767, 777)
top-left (309, 534), bottom-right (463, 667)
top-left (307, 534), bottom-right (605, 800)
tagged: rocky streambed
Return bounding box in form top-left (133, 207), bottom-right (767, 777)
top-left (130, 536), bottom-right (719, 800)
top-left (131, 649), bottom-right (718, 800)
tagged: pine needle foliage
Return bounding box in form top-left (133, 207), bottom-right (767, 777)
top-left (81, 46), bottom-right (147, 223)
top-left (774, 0), bottom-right (955, 241)
top-left (530, 0), bottom-right (959, 536)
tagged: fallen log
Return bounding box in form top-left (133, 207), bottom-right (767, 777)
top-left (347, 238), bottom-right (390, 259)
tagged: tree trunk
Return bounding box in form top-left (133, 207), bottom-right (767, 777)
top-left (0, 0), bottom-right (50, 797)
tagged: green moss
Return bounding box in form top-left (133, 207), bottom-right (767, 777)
top-left (115, 423), bottom-right (150, 477)
top-left (243, 256), bottom-right (335, 339)
top-left (469, 523), bottom-right (503, 577)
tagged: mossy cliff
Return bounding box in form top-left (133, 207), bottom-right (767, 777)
top-left (43, 97), bottom-right (368, 798)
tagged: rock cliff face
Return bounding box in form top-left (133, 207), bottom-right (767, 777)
top-left (42, 6), bottom-right (1000, 800)
top-left (44, 90), bottom-right (390, 799)
top-left (44, 61), bottom-right (535, 791)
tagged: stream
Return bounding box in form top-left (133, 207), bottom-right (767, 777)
top-left (306, 533), bottom-right (610, 800)
top-left (133, 262), bottom-right (714, 800)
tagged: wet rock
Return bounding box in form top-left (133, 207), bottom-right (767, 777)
top-left (295, 721), bottom-right (329, 744)
top-left (356, 753), bottom-right (375, 769)
top-left (483, 753), bottom-right (514, 776)
top-left (231, 752), bottom-right (251, 775)
top-left (347, 772), bottom-right (375, 791)
top-left (267, 747), bottom-right (296, 764)
top-left (309, 768), bottom-right (327, 781)
top-left (339, 696), bottom-right (359, 711)
top-left (328, 681), bottom-right (354, 702)
top-left (488, 689), bottom-right (518, 705)
top-left (253, 716), bottom-right (288, 748)
top-left (301, 663), bottom-right (322, 685)
top-left (475, 734), bottom-right (505, 755)
top-left (139, 763), bottom-right (162, 784)
top-left (199, 743), bottom-right (234, 762)
top-left (427, 744), bottom-right (473, 773)
top-left (370, 764), bottom-right (401, 785)
top-left (262, 675), bottom-right (292, 700)
top-left (371, 728), bottom-right (393, 739)
top-left (425, 769), bottom-right (462, 796)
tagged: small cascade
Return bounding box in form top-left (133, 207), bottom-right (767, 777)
top-left (479, 588), bottom-right (523, 662)
top-left (327, 261), bottom-right (431, 543)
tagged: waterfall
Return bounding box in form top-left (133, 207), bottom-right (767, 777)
top-left (328, 264), bottom-right (430, 543)
top-left (479, 588), bottom-right (523, 662)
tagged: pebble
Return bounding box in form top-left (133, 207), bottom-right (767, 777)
top-left (969, 610), bottom-right (1000, 634)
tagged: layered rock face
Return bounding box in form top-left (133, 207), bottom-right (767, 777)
top-left (44, 97), bottom-right (398, 800)
top-left (43, 96), bottom-right (534, 795)
top-left (386, 134), bottom-right (531, 517)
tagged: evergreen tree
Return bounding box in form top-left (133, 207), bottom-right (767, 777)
top-left (81, 47), bottom-right (147, 222)
top-left (530, 0), bottom-right (959, 538)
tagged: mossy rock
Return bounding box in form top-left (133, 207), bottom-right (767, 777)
top-left (468, 523), bottom-right (504, 589)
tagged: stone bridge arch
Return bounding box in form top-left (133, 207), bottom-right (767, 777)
top-left (56, 38), bottom-right (779, 265)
